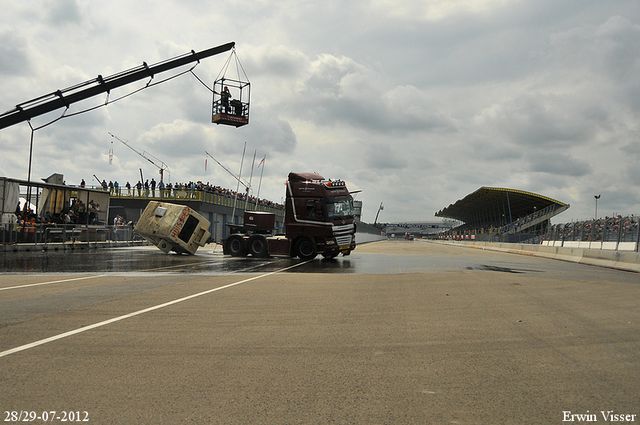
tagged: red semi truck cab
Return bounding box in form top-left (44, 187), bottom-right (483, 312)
top-left (222, 172), bottom-right (357, 260)
top-left (284, 172), bottom-right (356, 259)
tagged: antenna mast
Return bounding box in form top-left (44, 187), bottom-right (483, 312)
top-left (109, 132), bottom-right (170, 182)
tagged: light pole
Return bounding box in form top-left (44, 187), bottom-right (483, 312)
top-left (594, 194), bottom-right (600, 220)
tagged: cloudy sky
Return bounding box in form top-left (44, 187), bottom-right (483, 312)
top-left (1, 0), bottom-right (640, 223)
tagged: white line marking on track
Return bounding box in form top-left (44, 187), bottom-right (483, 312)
top-left (0, 260), bottom-right (309, 358)
top-left (0, 275), bottom-right (104, 292)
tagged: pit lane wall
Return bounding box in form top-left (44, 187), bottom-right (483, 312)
top-left (436, 240), bottom-right (640, 273)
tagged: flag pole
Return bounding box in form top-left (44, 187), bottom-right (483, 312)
top-left (231, 142), bottom-right (246, 223)
top-left (255, 154), bottom-right (266, 210)
top-left (247, 149), bottom-right (257, 210)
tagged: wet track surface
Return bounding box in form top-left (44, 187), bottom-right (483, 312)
top-left (1, 240), bottom-right (637, 283)
top-left (0, 245), bottom-right (446, 275)
top-left (0, 234), bottom-right (390, 275)
top-left (1, 239), bottom-right (639, 424)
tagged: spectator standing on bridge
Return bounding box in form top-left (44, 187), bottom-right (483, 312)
top-left (126, 181), bottom-right (131, 195)
top-left (136, 181), bottom-right (142, 197)
top-left (80, 179), bottom-right (85, 188)
top-left (150, 178), bottom-right (156, 197)
top-left (144, 179), bottom-right (149, 197)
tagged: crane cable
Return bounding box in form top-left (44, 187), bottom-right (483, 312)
top-left (18, 51), bottom-right (226, 206)
top-left (190, 47), bottom-right (249, 94)
top-left (26, 63), bottom-right (201, 132)
top-left (214, 47), bottom-right (249, 83)
top-left (21, 59), bottom-right (210, 190)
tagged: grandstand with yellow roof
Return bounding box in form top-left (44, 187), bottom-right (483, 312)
top-left (435, 187), bottom-right (570, 243)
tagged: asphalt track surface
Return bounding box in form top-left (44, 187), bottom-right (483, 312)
top-left (0, 240), bottom-right (638, 424)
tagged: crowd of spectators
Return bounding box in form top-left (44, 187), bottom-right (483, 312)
top-left (13, 198), bottom-right (104, 232)
top-left (95, 178), bottom-right (284, 210)
top-left (13, 206), bottom-right (54, 234)
top-left (8, 199), bottom-right (106, 244)
top-left (544, 215), bottom-right (640, 242)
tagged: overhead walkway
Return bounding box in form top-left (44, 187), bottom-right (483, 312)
top-left (110, 188), bottom-right (283, 215)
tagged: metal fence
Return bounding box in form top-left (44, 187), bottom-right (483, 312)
top-left (444, 232), bottom-right (545, 244)
top-left (1, 223), bottom-right (139, 251)
top-left (542, 215), bottom-right (640, 252)
top-left (110, 188), bottom-right (284, 215)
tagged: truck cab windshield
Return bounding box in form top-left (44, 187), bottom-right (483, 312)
top-left (325, 196), bottom-right (354, 219)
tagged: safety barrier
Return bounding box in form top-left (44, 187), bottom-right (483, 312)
top-left (437, 240), bottom-right (640, 273)
top-left (1, 223), bottom-right (140, 251)
top-left (542, 216), bottom-right (640, 252)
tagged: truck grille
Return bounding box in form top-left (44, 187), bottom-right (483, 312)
top-left (336, 235), bottom-right (353, 246)
top-left (332, 224), bottom-right (354, 233)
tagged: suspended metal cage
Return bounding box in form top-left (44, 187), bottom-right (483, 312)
top-left (212, 48), bottom-right (250, 127)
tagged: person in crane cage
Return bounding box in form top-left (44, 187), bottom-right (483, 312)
top-left (214, 86), bottom-right (232, 114)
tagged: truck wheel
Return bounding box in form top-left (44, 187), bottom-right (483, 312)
top-left (294, 238), bottom-right (317, 260)
top-left (225, 234), bottom-right (247, 257)
top-left (248, 235), bottom-right (269, 258)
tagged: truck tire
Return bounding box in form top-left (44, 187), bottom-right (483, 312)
top-left (248, 235), bottom-right (269, 258)
top-left (225, 234), bottom-right (247, 257)
top-left (294, 237), bottom-right (317, 260)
